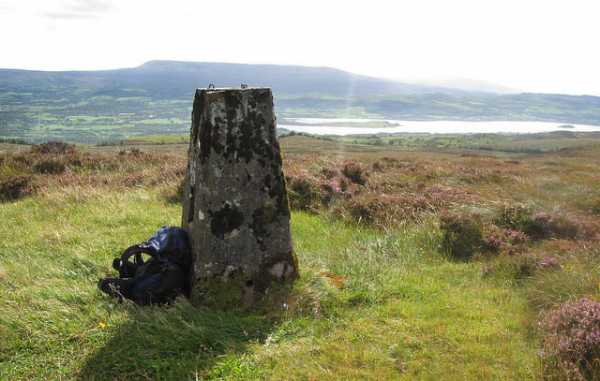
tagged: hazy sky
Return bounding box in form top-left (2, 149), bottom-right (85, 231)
top-left (1, 0), bottom-right (599, 95)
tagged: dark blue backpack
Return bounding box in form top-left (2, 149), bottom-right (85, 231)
top-left (99, 226), bottom-right (192, 305)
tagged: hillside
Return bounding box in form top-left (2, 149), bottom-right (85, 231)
top-left (0, 61), bottom-right (459, 100)
top-left (2, 61), bottom-right (600, 143)
top-left (1, 136), bottom-right (600, 379)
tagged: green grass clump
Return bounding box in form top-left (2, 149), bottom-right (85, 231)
top-left (495, 203), bottom-right (535, 232)
top-left (0, 189), bottom-right (540, 380)
top-left (495, 204), bottom-right (580, 240)
top-left (32, 158), bottom-right (67, 174)
top-left (524, 249), bottom-right (600, 311)
top-left (0, 175), bottom-right (33, 201)
top-left (286, 176), bottom-right (321, 211)
top-left (439, 212), bottom-right (484, 260)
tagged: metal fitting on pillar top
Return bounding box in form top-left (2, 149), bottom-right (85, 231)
top-left (203, 84), bottom-right (250, 91)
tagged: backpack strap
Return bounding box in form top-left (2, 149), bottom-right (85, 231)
top-left (120, 244), bottom-right (157, 266)
top-left (114, 245), bottom-right (160, 278)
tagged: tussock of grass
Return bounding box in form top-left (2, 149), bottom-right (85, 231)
top-left (525, 249), bottom-right (600, 311)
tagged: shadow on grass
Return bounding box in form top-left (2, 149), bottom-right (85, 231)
top-left (78, 299), bottom-right (276, 380)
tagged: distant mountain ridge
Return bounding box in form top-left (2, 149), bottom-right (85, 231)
top-left (2, 60), bottom-right (600, 143)
top-left (0, 60), bottom-right (469, 99)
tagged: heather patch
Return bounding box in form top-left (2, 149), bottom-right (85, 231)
top-left (541, 298), bottom-right (600, 380)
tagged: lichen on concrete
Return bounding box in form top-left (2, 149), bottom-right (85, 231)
top-left (182, 87), bottom-right (297, 305)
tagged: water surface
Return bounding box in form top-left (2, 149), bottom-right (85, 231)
top-left (279, 118), bottom-right (600, 135)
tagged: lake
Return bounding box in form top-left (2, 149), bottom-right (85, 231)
top-left (279, 118), bottom-right (600, 135)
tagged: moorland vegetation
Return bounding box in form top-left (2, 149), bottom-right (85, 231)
top-left (1, 134), bottom-right (599, 380)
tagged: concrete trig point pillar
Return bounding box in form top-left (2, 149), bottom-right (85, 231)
top-left (182, 87), bottom-right (297, 304)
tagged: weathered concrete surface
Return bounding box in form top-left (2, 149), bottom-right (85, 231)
top-left (182, 87), bottom-right (297, 303)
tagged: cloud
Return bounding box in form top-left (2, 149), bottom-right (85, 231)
top-left (66, 0), bottom-right (112, 13)
top-left (43, 11), bottom-right (97, 20)
top-left (0, 2), bottom-right (13, 13)
top-left (42, 0), bottom-right (113, 20)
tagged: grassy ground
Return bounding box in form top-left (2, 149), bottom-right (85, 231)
top-left (337, 131), bottom-right (600, 154)
top-left (1, 135), bottom-right (599, 380)
top-left (0, 189), bottom-right (538, 380)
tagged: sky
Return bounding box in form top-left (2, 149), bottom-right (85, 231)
top-left (1, 0), bottom-right (599, 95)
